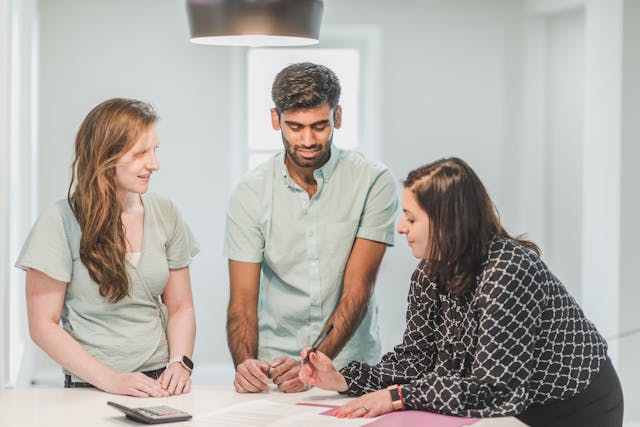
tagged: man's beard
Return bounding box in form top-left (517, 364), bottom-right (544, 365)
top-left (282, 134), bottom-right (332, 169)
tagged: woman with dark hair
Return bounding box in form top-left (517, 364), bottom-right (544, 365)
top-left (300, 157), bottom-right (623, 426)
top-left (16, 98), bottom-right (198, 397)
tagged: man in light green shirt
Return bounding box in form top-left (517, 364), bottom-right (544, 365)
top-left (223, 63), bottom-right (397, 393)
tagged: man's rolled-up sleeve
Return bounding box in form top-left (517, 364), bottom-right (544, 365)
top-left (223, 183), bottom-right (264, 263)
top-left (356, 169), bottom-right (398, 246)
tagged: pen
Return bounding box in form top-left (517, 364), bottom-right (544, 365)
top-left (302, 323), bottom-right (334, 364)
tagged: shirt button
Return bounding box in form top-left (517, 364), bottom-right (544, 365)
top-left (313, 324), bottom-right (320, 330)
top-left (312, 296), bottom-right (319, 302)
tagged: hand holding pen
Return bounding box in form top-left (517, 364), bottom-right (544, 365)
top-left (302, 323), bottom-right (334, 364)
top-left (298, 324), bottom-right (348, 392)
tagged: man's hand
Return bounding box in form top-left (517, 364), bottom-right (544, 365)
top-left (269, 356), bottom-right (307, 393)
top-left (233, 359), bottom-right (271, 393)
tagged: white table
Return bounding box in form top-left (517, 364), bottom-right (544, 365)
top-left (0, 385), bottom-right (526, 426)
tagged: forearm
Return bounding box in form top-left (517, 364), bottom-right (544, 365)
top-left (320, 290), bottom-right (370, 359)
top-left (318, 238), bottom-right (386, 359)
top-left (340, 347), bottom-right (427, 395)
top-left (400, 372), bottom-right (529, 418)
top-left (227, 307), bottom-right (259, 367)
top-left (166, 306), bottom-right (195, 359)
top-left (226, 260), bottom-right (261, 368)
top-left (30, 321), bottom-right (114, 387)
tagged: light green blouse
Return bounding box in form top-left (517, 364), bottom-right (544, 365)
top-left (16, 193), bottom-right (199, 380)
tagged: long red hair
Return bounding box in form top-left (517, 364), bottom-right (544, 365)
top-left (67, 98), bottom-right (157, 302)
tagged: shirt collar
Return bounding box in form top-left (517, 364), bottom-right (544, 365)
top-left (280, 146), bottom-right (342, 187)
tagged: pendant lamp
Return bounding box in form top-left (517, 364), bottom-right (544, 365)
top-left (186, 0), bottom-right (324, 47)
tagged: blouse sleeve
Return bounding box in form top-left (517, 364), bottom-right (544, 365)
top-left (15, 202), bottom-right (73, 283)
top-left (400, 249), bottom-right (546, 417)
top-left (341, 265), bottom-right (439, 395)
top-left (165, 199), bottom-right (200, 269)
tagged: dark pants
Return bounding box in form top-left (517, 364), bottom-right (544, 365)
top-left (64, 367), bottom-right (166, 388)
top-left (516, 357), bottom-right (624, 427)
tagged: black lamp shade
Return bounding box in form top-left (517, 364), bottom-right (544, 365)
top-left (187, 0), bottom-right (324, 46)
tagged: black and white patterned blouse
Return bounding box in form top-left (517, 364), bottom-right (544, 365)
top-left (340, 236), bottom-right (608, 418)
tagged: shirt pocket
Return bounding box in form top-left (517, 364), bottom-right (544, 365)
top-left (319, 220), bottom-right (359, 282)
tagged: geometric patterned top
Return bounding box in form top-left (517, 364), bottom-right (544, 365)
top-left (340, 236), bottom-right (608, 417)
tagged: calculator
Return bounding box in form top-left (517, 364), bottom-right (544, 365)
top-left (107, 401), bottom-right (192, 424)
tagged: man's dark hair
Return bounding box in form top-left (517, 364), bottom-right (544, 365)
top-left (271, 62), bottom-right (341, 114)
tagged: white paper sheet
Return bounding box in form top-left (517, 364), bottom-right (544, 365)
top-left (194, 399), bottom-right (374, 427)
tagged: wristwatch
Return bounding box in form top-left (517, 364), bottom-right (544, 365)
top-left (387, 384), bottom-right (405, 411)
top-left (167, 355), bottom-right (193, 374)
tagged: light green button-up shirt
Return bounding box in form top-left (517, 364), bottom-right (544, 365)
top-left (224, 148), bottom-right (398, 368)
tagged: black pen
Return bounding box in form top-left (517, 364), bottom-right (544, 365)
top-left (302, 323), bottom-right (334, 364)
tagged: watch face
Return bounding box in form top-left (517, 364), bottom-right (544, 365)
top-left (182, 356), bottom-right (194, 370)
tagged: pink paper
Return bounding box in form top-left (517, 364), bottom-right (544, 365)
top-left (297, 403), bottom-right (478, 427)
top-left (362, 410), bottom-right (477, 427)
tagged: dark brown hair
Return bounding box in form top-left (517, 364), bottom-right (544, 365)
top-left (404, 157), bottom-right (540, 296)
top-left (271, 62), bottom-right (341, 114)
top-left (67, 98), bottom-right (157, 302)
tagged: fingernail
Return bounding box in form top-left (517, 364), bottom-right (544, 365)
top-left (309, 378), bottom-right (315, 385)
top-left (310, 353), bottom-right (316, 361)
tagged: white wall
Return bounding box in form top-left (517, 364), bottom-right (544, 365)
top-left (582, 0), bottom-right (622, 350)
top-left (544, 9), bottom-right (584, 299)
top-left (619, 0), bottom-right (640, 420)
top-left (1, 0), bottom-right (40, 388)
top-left (0, 0), bottom-right (12, 388)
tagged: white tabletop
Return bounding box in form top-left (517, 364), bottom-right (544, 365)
top-left (0, 385), bottom-right (526, 427)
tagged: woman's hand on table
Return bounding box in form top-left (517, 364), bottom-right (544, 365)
top-left (100, 372), bottom-right (169, 398)
top-left (333, 389), bottom-right (394, 419)
top-left (159, 363), bottom-right (192, 395)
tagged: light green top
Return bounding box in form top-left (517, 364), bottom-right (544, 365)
top-left (16, 193), bottom-right (199, 379)
top-left (223, 148), bottom-right (398, 368)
